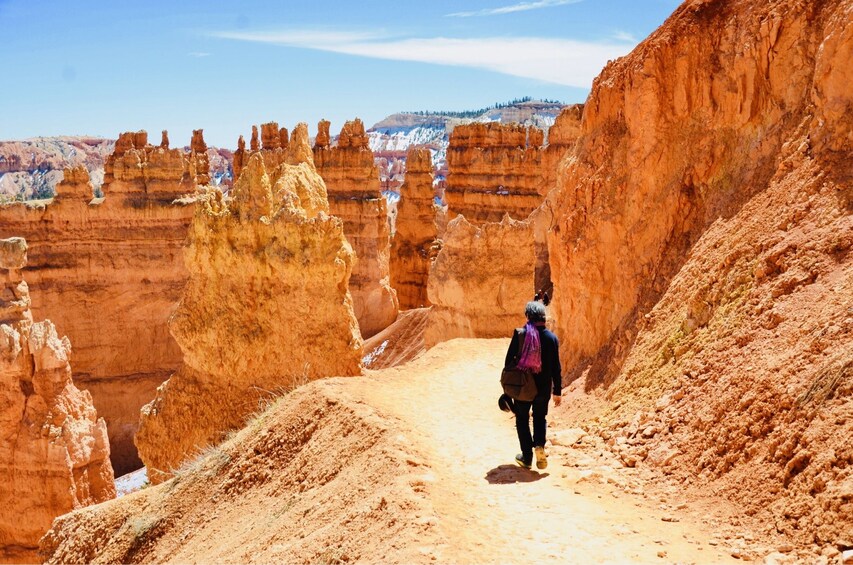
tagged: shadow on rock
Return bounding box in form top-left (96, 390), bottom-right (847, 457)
top-left (485, 465), bottom-right (549, 485)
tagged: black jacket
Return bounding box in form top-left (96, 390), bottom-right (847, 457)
top-left (504, 325), bottom-right (562, 398)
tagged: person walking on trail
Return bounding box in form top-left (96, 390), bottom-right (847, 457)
top-left (504, 301), bottom-right (562, 470)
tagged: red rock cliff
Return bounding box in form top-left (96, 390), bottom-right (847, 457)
top-left (390, 147), bottom-right (437, 309)
top-left (0, 237), bottom-right (114, 557)
top-left (314, 119), bottom-right (399, 337)
top-left (550, 0), bottom-right (853, 545)
top-left (0, 131), bottom-right (206, 475)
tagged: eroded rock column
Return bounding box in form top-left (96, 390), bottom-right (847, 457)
top-left (136, 125), bottom-right (363, 483)
top-left (0, 132), bottom-right (205, 475)
top-left (0, 237), bottom-right (114, 555)
top-left (313, 119), bottom-right (398, 338)
top-left (390, 147), bottom-right (438, 309)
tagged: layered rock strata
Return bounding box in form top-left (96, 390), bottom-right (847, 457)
top-left (443, 114), bottom-right (581, 294)
top-left (136, 126), bottom-right (363, 484)
top-left (0, 132), bottom-right (206, 475)
top-left (550, 0), bottom-right (853, 544)
top-left (425, 215), bottom-right (534, 347)
top-left (390, 147), bottom-right (438, 309)
top-left (0, 237), bottom-right (114, 555)
top-left (540, 105), bottom-right (583, 198)
top-left (444, 123), bottom-right (545, 225)
top-left (314, 119), bottom-right (398, 337)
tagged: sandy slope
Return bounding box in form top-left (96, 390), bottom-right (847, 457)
top-left (42, 338), bottom-right (751, 564)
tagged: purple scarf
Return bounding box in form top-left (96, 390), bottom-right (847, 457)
top-left (516, 322), bottom-right (542, 373)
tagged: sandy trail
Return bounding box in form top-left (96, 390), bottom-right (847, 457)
top-left (343, 338), bottom-right (739, 564)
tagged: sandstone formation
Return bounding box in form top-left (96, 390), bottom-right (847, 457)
top-left (425, 214), bottom-right (534, 347)
top-left (0, 132), bottom-right (206, 475)
top-left (232, 121), bottom-right (291, 181)
top-left (0, 237), bottom-right (114, 557)
top-left (314, 119), bottom-right (398, 338)
top-left (444, 122), bottom-right (545, 225)
top-left (550, 0), bottom-right (853, 545)
top-left (136, 128), bottom-right (363, 484)
top-left (390, 147), bottom-right (438, 309)
top-left (442, 113), bottom-right (581, 295)
top-left (540, 104), bottom-right (583, 198)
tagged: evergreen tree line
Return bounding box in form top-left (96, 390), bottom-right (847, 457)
top-left (404, 96), bottom-right (564, 118)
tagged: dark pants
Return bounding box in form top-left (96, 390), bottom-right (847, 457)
top-left (514, 395), bottom-right (549, 462)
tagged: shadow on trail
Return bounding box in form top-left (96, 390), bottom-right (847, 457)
top-left (485, 465), bottom-right (549, 485)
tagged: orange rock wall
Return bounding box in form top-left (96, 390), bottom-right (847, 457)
top-left (0, 132), bottom-right (204, 475)
top-left (390, 147), bottom-right (437, 309)
top-left (550, 0), bottom-right (853, 543)
top-left (136, 126), bottom-right (363, 483)
top-left (0, 237), bottom-right (114, 554)
top-left (443, 114), bottom-right (581, 295)
top-left (445, 123), bottom-right (545, 225)
top-left (314, 119), bottom-right (398, 337)
top-left (541, 105), bottom-right (583, 200)
top-left (425, 215), bottom-right (534, 347)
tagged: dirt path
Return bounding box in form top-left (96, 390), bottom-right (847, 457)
top-left (344, 338), bottom-right (741, 564)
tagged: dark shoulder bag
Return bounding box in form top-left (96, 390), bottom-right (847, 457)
top-left (500, 327), bottom-right (538, 402)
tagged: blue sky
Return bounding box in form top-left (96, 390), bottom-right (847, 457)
top-left (1, 0), bottom-right (680, 147)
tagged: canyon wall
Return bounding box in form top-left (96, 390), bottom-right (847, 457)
top-left (0, 131), bottom-right (205, 475)
top-left (425, 214), bottom-right (534, 347)
top-left (443, 112), bottom-right (582, 295)
top-left (389, 147), bottom-right (438, 309)
top-left (314, 119), bottom-right (398, 337)
top-left (551, 0), bottom-right (853, 544)
top-left (444, 123), bottom-right (545, 225)
top-left (0, 237), bottom-right (114, 557)
top-left (136, 127), bottom-right (363, 484)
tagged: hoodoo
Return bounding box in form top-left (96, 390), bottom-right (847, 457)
top-left (425, 214), bottom-right (535, 347)
top-left (135, 124), bottom-right (363, 484)
top-left (390, 147), bottom-right (438, 309)
top-left (0, 237), bottom-right (114, 559)
top-left (550, 0), bottom-right (853, 543)
top-left (0, 133), bottom-right (206, 475)
top-left (314, 119), bottom-right (399, 338)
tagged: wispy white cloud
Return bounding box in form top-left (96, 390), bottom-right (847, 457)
top-left (446, 0), bottom-right (582, 18)
top-left (188, 51), bottom-right (211, 58)
top-left (611, 30), bottom-right (637, 42)
top-left (212, 29), bottom-right (634, 88)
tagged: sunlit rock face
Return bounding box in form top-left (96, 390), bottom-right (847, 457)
top-left (136, 127), bottom-right (363, 484)
top-left (390, 147), bottom-right (438, 309)
top-left (425, 214), bottom-right (535, 347)
top-left (314, 119), bottom-right (399, 338)
top-left (548, 0), bottom-right (853, 544)
top-left (0, 132), bottom-right (207, 475)
top-left (444, 122), bottom-right (546, 225)
top-left (0, 236), bottom-right (115, 555)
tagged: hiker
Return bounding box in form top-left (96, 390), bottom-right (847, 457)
top-left (542, 290), bottom-right (550, 306)
top-left (534, 291), bottom-right (541, 302)
top-left (504, 301), bottom-right (562, 469)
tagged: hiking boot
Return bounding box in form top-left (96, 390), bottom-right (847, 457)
top-left (515, 454), bottom-right (532, 469)
top-left (534, 446), bottom-right (547, 469)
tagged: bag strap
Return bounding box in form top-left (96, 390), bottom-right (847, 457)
top-left (512, 327), bottom-right (526, 364)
